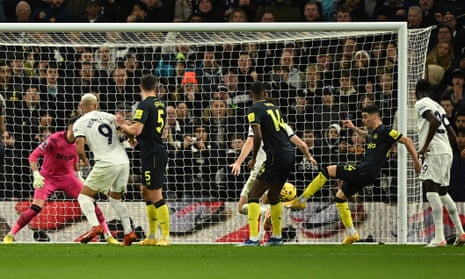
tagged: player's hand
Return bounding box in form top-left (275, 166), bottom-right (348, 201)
top-left (80, 158), bottom-right (89, 168)
top-left (33, 171), bottom-right (44, 189)
top-left (230, 162), bottom-right (241, 176)
top-left (115, 113), bottom-right (126, 127)
top-left (413, 159), bottom-right (422, 175)
top-left (247, 158), bottom-right (256, 170)
top-left (76, 171), bottom-right (85, 184)
top-left (342, 119), bottom-right (354, 129)
top-left (308, 155), bottom-right (318, 166)
top-left (128, 137), bottom-right (138, 147)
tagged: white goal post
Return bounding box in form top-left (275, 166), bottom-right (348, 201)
top-left (0, 22), bottom-right (432, 244)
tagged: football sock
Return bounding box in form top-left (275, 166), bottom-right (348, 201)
top-left (240, 204), bottom-right (269, 216)
top-left (301, 172), bottom-right (328, 201)
top-left (426, 192), bottom-right (445, 241)
top-left (270, 202), bottom-right (282, 238)
top-left (146, 202), bottom-right (158, 239)
top-left (155, 200), bottom-right (170, 240)
top-left (247, 202), bottom-right (260, 241)
top-left (78, 194), bottom-right (99, 227)
top-left (335, 200), bottom-right (355, 234)
top-left (440, 194), bottom-right (465, 235)
top-left (94, 205), bottom-right (110, 234)
top-left (110, 197), bottom-right (132, 234)
top-left (11, 204), bottom-right (41, 235)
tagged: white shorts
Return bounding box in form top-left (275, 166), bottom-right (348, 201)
top-left (419, 153), bottom-right (452, 187)
top-left (85, 163), bottom-right (130, 194)
top-left (239, 158), bottom-right (265, 198)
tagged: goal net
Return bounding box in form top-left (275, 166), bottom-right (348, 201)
top-left (0, 23), bottom-right (433, 244)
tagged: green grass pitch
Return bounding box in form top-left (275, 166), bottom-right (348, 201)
top-left (1, 244), bottom-right (464, 279)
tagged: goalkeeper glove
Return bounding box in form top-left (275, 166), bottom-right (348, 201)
top-left (33, 171), bottom-right (44, 189)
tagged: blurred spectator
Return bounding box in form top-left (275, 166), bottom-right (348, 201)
top-left (302, 1), bottom-right (323, 22)
top-left (175, 0), bottom-right (192, 22)
top-left (288, 90), bottom-right (313, 134)
top-left (418, 0), bottom-right (441, 27)
top-left (0, 63), bottom-right (22, 106)
top-left (228, 8), bottom-right (248, 22)
top-left (426, 64), bottom-right (446, 96)
top-left (236, 51), bottom-right (258, 91)
top-left (443, 68), bottom-right (465, 116)
top-left (302, 64), bottom-right (324, 105)
top-left (426, 40), bottom-right (454, 74)
top-left (218, 134), bottom-right (247, 200)
top-left (225, 0), bottom-right (258, 22)
top-left (100, 67), bottom-right (138, 114)
top-left (374, 0), bottom-right (406, 21)
top-left (337, 70), bottom-right (358, 118)
top-left (177, 71), bottom-right (204, 118)
top-left (442, 10), bottom-right (465, 58)
top-left (94, 45), bottom-right (116, 81)
top-left (200, 99), bottom-right (242, 149)
top-left (126, 1), bottom-right (149, 22)
top-left (143, 0), bottom-right (175, 22)
top-left (428, 24), bottom-right (453, 52)
top-left (255, 0), bottom-right (302, 22)
top-left (165, 105), bottom-right (185, 151)
top-left (175, 101), bottom-right (195, 135)
top-left (124, 53), bottom-right (145, 86)
top-left (439, 95), bottom-right (454, 124)
top-left (11, 0), bottom-right (31, 22)
top-left (72, 61), bottom-right (99, 96)
top-left (100, 0), bottom-right (134, 22)
top-left (407, 5), bottom-right (423, 28)
top-left (337, 0), bottom-right (370, 21)
top-left (32, 0), bottom-right (74, 22)
top-left (193, 0), bottom-right (226, 22)
top-left (313, 86), bottom-right (348, 136)
top-left (455, 111), bottom-right (465, 130)
top-left (77, 0), bottom-right (104, 23)
top-left (335, 5), bottom-right (352, 21)
top-left (450, 127), bottom-right (465, 201)
top-left (259, 8), bottom-right (275, 22)
top-left (195, 47), bottom-right (222, 94)
top-left (12, 85), bottom-right (41, 145)
top-left (374, 71), bottom-right (396, 127)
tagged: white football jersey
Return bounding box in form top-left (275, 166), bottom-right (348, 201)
top-left (248, 123), bottom-right (295, 165)
top-left (415, 97), bottom-right (452, 155)
top-left (73, 110), bottom-right (129, 166)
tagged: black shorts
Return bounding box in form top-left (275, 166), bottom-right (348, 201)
top-left (336, 164), bottom-right (375, 197)
top-left (141, 145), bottom-right (168, 190)
top-left (257, 151), bottom-right (295, 186)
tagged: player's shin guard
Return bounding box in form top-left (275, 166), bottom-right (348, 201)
top-left (426, 192), bottom-right (445, 241)
top-left (302, 172), bottom-right (328, 200)
top-left (146, 202), bottom-right (158, 239)
top-left (335, 198), bottom-right (354, 232)
top-left (11, 204), bottom-right (42, 235)
top-left (269, 201), bottom-right (282, 238)
top-left (247, 200), bottom-right (260, 241)
top-left (110, 197), bottom-right (132, 235)
top-left (78, 194), bottom-right (99, 226)
top-left (154, 200), bottom-right (170, 240)
top-left (440, 193), bottom-right (465, 235)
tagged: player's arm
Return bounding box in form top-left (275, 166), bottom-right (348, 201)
top-left (418, 110), bottom-right (440, 156)
top-left (398, 135), bottom-right (422, 174)
top-left (230, 136), bottom-right (253, 176)
top-left (116, 114), bottom-right (144, 137)
top-left (249, 124), bottom-right (262, 170)
top-left (342, 119), bottom-right (368, 138)
top-left (28, 145), bottom-right (45, 188)
top-left (289, 134), bottom-right (317, 166)
top-left (75, 137), bottom-right (89, 167)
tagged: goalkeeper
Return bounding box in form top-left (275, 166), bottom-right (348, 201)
top-left (3, 118), bottom-right (117, 244)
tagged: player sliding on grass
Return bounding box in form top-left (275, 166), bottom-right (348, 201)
top-left (3, 117), bottom-right (118, 244)
top-left (414, 79), bottom-right (465, 247)
top-left (285, 105), bottom-right (422, 244)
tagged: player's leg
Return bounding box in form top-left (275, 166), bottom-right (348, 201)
top-left (142, 147), bottom-right (170, 246)
top-left (424, 181), bottom-right (446, 247)
top-left (242, 178), bottom-right (267, 245)
top-left (108, 164), bottom-right (136, 246)
top-left (264, 183), bottom-right (283, 246)
top-left (285, 164), bottom-right (333, 209)
top-left (4, 182), bottom-right (54, 243)
top-left (65, 175), bottom-right (114, 243)
top-left (438, 188), bottom-right (465, 246)
top-left (77, 185), bottom-right (104, 243)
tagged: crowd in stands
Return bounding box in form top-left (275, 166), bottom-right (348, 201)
top-left (0, 0), bottom-right (465, 203)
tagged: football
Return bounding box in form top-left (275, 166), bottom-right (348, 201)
top-left (280, 182), bottom-right (297, 202)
